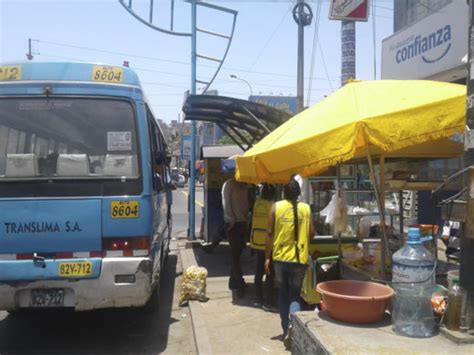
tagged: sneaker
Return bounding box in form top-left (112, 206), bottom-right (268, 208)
top-left (201, 243), bottom-right (214, 254)
top-left (283, 327), bottom-right (292, 349)
top-left (262, 303), bottom-right (278, 313)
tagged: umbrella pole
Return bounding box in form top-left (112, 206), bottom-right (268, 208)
top-left (364, 146), bottom-right (388, 280)
top-left (337, 164), bottom-right (342, 259)
top-left (379, 155), bottom-right (391, 279)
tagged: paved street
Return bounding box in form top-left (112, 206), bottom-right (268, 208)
top-left (0, 187), bottom-right (202, 354)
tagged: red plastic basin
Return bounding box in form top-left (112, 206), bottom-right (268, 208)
top-left (316, 280), bottom-right (394, 324)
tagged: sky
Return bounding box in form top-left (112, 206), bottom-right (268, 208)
top-left (0, 0), bottom-right (394, 123)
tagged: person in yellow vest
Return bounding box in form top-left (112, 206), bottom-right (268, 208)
top-left (250, 184), bottom-right (276, 308)
top-left (265, 178), bottom-right (314, 349)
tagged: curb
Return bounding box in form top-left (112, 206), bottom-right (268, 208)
top-left (178, 240), bottom-right (213, 355)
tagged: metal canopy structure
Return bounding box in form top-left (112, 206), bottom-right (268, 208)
top-left (182, 95), bottom-right (292, 151)
top-left (119, 0), bottom-right (238, 240)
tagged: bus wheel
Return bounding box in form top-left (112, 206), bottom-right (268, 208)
top-left (143, 278), bottom-right (161, 313)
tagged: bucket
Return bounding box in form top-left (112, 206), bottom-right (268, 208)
top-left (447, 269), bottom-right (460, 290)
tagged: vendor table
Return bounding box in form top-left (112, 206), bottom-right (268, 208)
top-left (292, 311), bottom-right (474, 354)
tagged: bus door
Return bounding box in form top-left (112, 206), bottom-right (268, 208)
top-left (146, 107), bottom-right (168, 281)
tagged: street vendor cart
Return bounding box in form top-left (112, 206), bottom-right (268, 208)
top-left (236, 79), bottom-right (474, 344)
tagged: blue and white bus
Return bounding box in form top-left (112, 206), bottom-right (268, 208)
top-left (0, 62), bottom-right (172, 311)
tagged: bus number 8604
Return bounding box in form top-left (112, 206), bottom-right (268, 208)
top-left (110, 201), bottom-right (139, 218)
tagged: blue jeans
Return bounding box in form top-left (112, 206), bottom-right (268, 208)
top-left (274, 261), bottom-right (307, 333)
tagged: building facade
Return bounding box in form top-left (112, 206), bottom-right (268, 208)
top-left (382, 0), bottom-right (468, 223)
top-left (393, 0), bottom-right (452, 32)
top-left (383, 0), bottom-right (467, 83)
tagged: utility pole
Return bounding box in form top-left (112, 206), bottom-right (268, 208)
top-left (26, 38), bottom-right (34, 60)
top-left (459, 0), bottom-right (474, 294)
top-left (189, 0), bottom-right (197, 240)
top-left (449, 0), bottom-right (474, 332)
top-left (293, 0), bottom-right (312, 202)
top-left (467, 0), bottom-right (474, 160)
top-left (293, 0), bottom-right (313, 113)
top-left (341, 20), bottom-right (356, 86)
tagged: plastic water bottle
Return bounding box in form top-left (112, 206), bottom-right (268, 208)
top-left (391, 227), bottom-right (436, 337)
top-left (445, 278), bottom-right (463, 331)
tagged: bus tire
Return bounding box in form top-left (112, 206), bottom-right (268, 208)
top-left (143, 246), bottom-right (164, 313)
top-left (143, 277), bottom-right (161, 313)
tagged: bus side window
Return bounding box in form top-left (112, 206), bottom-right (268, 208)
top-left (147, 106), bottom-right (165, 191)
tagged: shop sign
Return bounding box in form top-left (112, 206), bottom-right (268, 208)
top-left (381, 1), bottom-right (468, 80)
top-left (329, 0), bottom-right (369, 22)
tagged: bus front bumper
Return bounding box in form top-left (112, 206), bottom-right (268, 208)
top-left (0, 257), bottom-right (154, 311)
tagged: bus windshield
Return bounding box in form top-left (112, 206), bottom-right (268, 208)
top-left (0, 98), bottom-right (139, 180)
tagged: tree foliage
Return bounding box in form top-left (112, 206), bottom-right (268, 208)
top-left (217, 130), bottom-right (253, 146)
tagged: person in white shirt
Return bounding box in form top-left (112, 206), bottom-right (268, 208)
top-left (441, 220), bottom-right (461, 259)
top-left (221, 177), bottom-right (250, 297)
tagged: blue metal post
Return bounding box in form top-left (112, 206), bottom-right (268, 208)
top-left (188, 0), bottom-right (197, 240)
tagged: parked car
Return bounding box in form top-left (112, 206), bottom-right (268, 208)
top-left (171, 171), bottom-right (185, 188)
top-left (176, 174), bottom-right (185, 188)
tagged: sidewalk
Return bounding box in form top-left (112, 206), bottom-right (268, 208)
top-left (178, 237), bottom-right (289, 354)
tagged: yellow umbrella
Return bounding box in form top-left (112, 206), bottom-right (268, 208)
top-left (236, 80), bottom-right (466, 184)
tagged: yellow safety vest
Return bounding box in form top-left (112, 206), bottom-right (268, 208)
top-left (250, 199), bottom-right (273, 250)
top-left (272, 200), bottom-right (310, 265)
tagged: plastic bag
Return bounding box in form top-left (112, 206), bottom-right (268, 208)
top-left (334, 192), bottom-right (347, 234)
top-left (319, 191), bottom-right (348, 234)
top-left (320, 194), bottom-right (339, 225)
top-left (179, 266), bottom-right (208, 305)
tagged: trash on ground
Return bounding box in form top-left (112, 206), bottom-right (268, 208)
top-left (179, 265), bottom-right (209, 306)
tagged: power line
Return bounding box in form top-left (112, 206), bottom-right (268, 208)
top-left (37, 53), bottom-right (332, 93)
top-left (307, 0), bottom-right (322, 106)
top-left (35, 39), bottom-right (340, 81)
top-left (374, 4), bottom-right (394, 12)
top-left (243, 3), bottom-right (293, 77)
top-left (35, 39), bottom-right (190, 66)
top-left (317, 38), bottom-right (334, 92)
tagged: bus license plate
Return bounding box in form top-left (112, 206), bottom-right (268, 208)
top-left (110, 200), bottom-right (139, 218)
top-left (31, 289), bottom-right (64, 307)
top-left (59, 261), bottom-right (93, 277)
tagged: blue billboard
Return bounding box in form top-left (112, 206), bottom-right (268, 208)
top-left (181, 135), bottom-right (192, 161)
top-left (249, 95), bottom-right (297, 115)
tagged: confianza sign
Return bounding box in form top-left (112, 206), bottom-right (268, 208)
top-left (381, 1), bottom-right (467, 79)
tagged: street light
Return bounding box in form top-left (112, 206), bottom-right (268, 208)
top-left (230, 74), bottom-right (253, 98)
